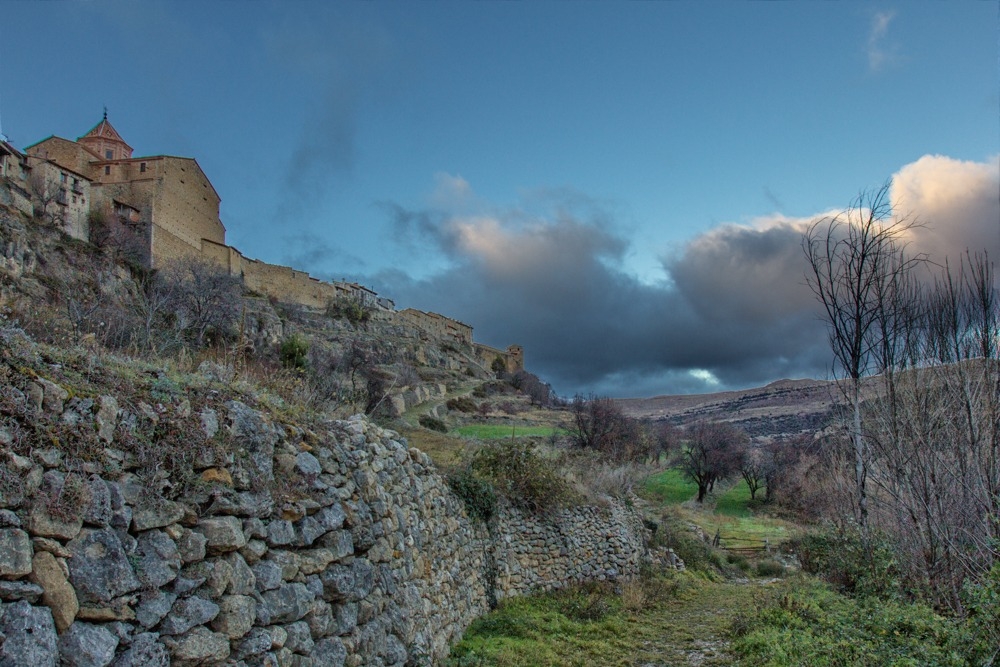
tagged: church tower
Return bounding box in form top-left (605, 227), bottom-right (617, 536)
top-left (77, 110), bottom-right (133, 161)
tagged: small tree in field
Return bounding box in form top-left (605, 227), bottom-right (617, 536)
top-left (676, 421), bottom-right (746, 503)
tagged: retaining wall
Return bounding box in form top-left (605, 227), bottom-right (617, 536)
top-left (0, 350), bottom-right (649, 666)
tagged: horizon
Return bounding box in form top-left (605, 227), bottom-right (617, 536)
top-left (2, 2), bottom-right (997, 397)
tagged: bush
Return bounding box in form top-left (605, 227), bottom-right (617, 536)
top-left (795, 526), bottom-right (899, 599)
top-left (470, 440), bottom-right (570, 513)
top-left (419, 415), bottom-right (448, 432)
top-left (447, 467), bottom-right (497, 522)
top-left (446, 396), bottom-right (478, 413)
top-left (730, 581), bottom-right (972, 666)
top-left (279, 334), bottom-right (309, 369)
top-left (755, 559), bottom-right (786, 578)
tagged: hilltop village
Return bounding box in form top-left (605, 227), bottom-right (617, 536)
top-left (0, 114), bottom-right (522, 374)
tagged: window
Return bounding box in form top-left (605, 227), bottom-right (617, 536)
top-left (105, 166), bottom-right (111, 175)
top-left (105, 150), bottom-right (113, 159)
top-left (72, 196), bottom-right (77, 204)
top-left (60, 173), bottom-right (67, 183)
top-left (140, 162), bottom-right (146, 173)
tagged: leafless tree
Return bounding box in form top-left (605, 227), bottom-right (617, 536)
top-left (803, 182), bottom-right (924, 530)
top-left (28, 172), bottom-right (63, 227)
top-left (159, 257), bottom-right (243, 349)
top-left (675, 421), bottom-right (746, 503)
top-left (570, 394), bottom-right (651, 462)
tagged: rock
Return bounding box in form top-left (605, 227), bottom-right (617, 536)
top-left (257, 583), bottom-right (314, 625)
top-left (225, 401), bottom-right (277, 485)
top-left (130, 497), bottom-right (186, 532)
top-left (195, 516), bottom-right (246, 554)
top-left (283, 620), bottom-right (314, 654)
top-left (94, 396), bottom-right (118, 444)
top-left (298, 548), bottom-right (338, 576)
top-left (200, 467), bottom-right (233, 487)
top-left (82, 476), bottom-right (112, 527)
top-left (76, 602), bottom-right (135, 623)
top-left (0, 579), bottom-right (44, 602)
top-left (28, 473), bottom-right (83, 540)
top-left (312, 637), bottom-right (347, 667)
top-left (38, 378), bottom-right (69, 414)
top-left (31, 551), bottom-right (78, 632)
top-left (0, 509), bottom-right (21, 527)
top-left (224, 552), bottom-right (256, 596)
top-left (159, 595), bottom-right (220, 635)
top-left (175, 528), bottom-right (207, 564)
top-left (111, 632), bottom-right (169, 667)
top-left (233, 627), bottom-right (272, 660)
top-left (266, 519), bottom-right (295, 546)
top-left (206, 490), bottom-right (274, 518)
top-left (66, 528), bottom-right (141, 604)
top-left (295, 451), bottom-right (322, 477)
top-left (161, 626), bottom-right (230, 665)
top-left (134, 530), bottom-right (180, 588)
top-left (58, 621), bottom-right (119, 667)
top-left (0, 528), bottom-right (32, 578)
top-left (251, 559), bottom-right (283, 592)
top-left (210, 594), bottom-right (256, 639)
top-left (0, 599), bottom-right (58, 666)
top-left (200, 408), bottom-right (219, 439)
top-left (135, 591), bottom-right (176, 629)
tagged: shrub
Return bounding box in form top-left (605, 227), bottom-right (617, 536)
top-left (279, 334), bottom-right (310, 369)
top-left (795, 526), bottom-right (899, 599)
top-left (470, 440), bottom-right (570, 513)
top-left (419, 415), bottom-right (448, 432)
top-left (447, 467), bottom-right (497, 522)
top-left (446, 396), bottom-right (478, 413)
top-left (754, 559), bottom-right (786, 578)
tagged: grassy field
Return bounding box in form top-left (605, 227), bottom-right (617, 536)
top-left (641, 468), bottom-right (698, 505)
top-left (453, 424), bottom-right (565, 439)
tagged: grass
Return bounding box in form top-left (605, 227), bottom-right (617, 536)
top-left (453, 424), bottom-right (564, 439)
top-left (448, 573), bottom-right (758, 667)
top-left (641, 468), bottom-right (698, 505)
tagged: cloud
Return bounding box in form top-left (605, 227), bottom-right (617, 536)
top-left (374, 156), bottom-right (997, 398)
top-left (890, 154), bottom-right (1000, 266)
top-left (867, 10), bottom-right (898, 72)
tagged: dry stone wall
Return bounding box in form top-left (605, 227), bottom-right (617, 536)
top-left (0, 349), bottom-right (649, 666)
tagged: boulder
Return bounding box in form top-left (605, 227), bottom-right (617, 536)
top-left (31, 551), bottom-right (78, 632)
top-left (0, 599), bottom-right (58, 667)
top-left (66, 528), bottom-right (141, 604)
top-left (57, 621), bottom-right (119, 667)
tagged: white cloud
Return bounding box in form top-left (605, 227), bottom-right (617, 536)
top-left (867, 10), bottom-right (898, 72)
top-left (890, 154), bottom-right (1000, 265)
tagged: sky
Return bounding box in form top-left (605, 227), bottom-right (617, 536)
top-left (1, 1), bottom-right (997, 398)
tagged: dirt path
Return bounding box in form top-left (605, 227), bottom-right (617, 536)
top-left (627, 579), bottom-right (764, 667)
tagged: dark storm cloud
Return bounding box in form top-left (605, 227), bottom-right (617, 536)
top-left (374, 155), bottom-right (998, 398)
top-left (375, 190), bottom-right (831, 397)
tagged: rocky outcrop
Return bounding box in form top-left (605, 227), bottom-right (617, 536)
top-left (0, 344), bottom-right (650, 666)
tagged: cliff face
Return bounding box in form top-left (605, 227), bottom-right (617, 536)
top-left (0, 329), bottom-right (648, 666)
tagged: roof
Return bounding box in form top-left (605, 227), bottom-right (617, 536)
top-left (78, 114), bottom-right (133, 153)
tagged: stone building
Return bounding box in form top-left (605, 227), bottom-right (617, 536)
top-left (25, 113), bottom-right (224, 267)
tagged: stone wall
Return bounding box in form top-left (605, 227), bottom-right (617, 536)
top-left (0, 352), bottom-right (649, 666)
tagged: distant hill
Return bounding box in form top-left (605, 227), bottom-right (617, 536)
top-left (616, 378), bottom-right (840, 439)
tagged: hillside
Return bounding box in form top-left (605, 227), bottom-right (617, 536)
top-left (617, 378), bottom-right (839, 439)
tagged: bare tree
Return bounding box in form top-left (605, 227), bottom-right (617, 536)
top-left (28, 172), bottom-right (63, 227)
top-left (160, 258), bottom-right (243, 348)
top-left (803, 182), bottom-right (924, 530)
top-left (570, 394), bottom-right (651, 462)
top-left (675, 421), bottom-right (746, 503)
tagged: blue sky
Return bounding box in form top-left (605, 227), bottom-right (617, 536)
top-left (2, 2), bottom-right (997, 397)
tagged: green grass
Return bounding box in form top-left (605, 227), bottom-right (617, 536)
top-left (453, 424), bottom-right (563, 439)
top-left (448, 574), bottom-right (757, 667)
top-left (730, 579), bottom-right (973, 666)
top-left (716, 478), bottom-right (753, 517)
top-left (640, 468), bottom-right (698, 505)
